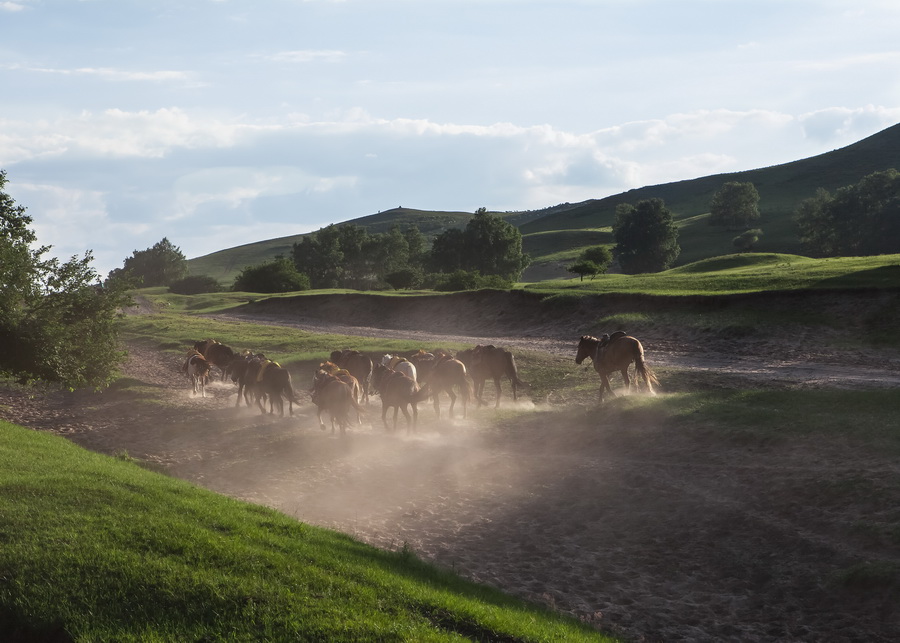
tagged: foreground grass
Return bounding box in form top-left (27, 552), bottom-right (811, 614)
top-left (0, 420), bottom-right (609, 642)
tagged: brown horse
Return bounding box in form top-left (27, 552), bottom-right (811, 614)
top-left (330, 349), bottom-right (373, 403)
top-left (254, 361), bottom-right (299, 417)
top-left (229, 350), bottom-right (259, 407)
top-left (315, 361), bottom-right (363, 423)
top-left (575, 334), bottom-right (658, 402)
top-left (193, 339), bottom-right (236, 381)
top-left (457, 345), bottom-right (527, 407)
top-left (372, 363), bottom-right (430, 432)
top-left (311, 369), bottom-right (360, 435)
top-left (420, 353), bottom-right (471, 419)
top-left (181, 350), bottom-right (211, 397)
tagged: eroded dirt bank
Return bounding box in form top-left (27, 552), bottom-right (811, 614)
top-left (2, 289), bottom-right (900, 642)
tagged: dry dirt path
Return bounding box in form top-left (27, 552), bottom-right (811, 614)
top-left (2, 309), bottom-right (900, 642)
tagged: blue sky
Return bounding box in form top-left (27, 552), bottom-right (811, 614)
top-left (2, 0), bottom-right (899, 278)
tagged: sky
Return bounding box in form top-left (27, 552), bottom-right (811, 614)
top-left (2, 0), bottom-right (899, 278)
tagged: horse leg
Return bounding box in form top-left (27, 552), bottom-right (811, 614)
top-left (400, 404), bottom-right (412, 433)
top-left (433, 390), bottom-right (441, 419)
top-left (621, 367), bottom-right (631, 392)
top-left (382, 403), bottom-right (390, 431)
top-left (393, 406), bottom-right (401, 432)
top-left (493, 377), bottom-right (502, 408)
top-left (447, 389), bottom-right (457, 418)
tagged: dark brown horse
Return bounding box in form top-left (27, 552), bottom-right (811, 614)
top-left (229, 350), bottom-right (259, 407)
top-left (254, 361), bottom-right (299, 417)
top-left (330, 349), bottom-right (373, 403)
top-left (457, 345), bottom-right (527, 407)
top-left (315, 361), bottom-right (363, 423)
top-left (420, 353), bottom-right (471, 419)
top-left (372, 363), bottom-right (430, 432)
top-left (312, 369), bottom-right (362, 435)
top-left (193, 339), bottom-right (236, 381)
top-left (575, 334), bottom-right (658, 402)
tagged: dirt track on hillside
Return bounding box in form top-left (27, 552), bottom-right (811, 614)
top-left (2, 291), bottom-right (900, 642)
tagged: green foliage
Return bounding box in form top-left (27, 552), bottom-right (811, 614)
top-left (430, 208), bottom-right (530, 280)
top-left (795, 169), bottom-right (900, 257)
top-left (613, 198), bottom-right (681, 274)
top-left (732, 228), bottom-right (763, 252)
top-left (167, 275), bottom-right (223, 295)
top-left (567, 245), bottom-right (613, 280)
top-left (232, 257), bottom-right (311, 293)
top-left (0, 170), bottom-right (131, 388)
top-left (293, 223), bottom-right (427, 289)
top-left (108, 237), bottom-right (187, 287)
top-left (709, 181), bottom-right (761, 229)
top-left (567, 260), bottom-right (600, 281)
top-left (426, 269), bottom-right (514, 291)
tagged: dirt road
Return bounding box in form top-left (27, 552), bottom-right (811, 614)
top-left (2, 292), bottom-right (899, 642)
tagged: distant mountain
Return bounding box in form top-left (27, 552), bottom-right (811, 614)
top-left (188, 123), bottom-right (900, 284)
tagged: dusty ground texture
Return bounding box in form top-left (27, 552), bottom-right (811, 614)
top-left (2, 290), bottom-right (900, 642)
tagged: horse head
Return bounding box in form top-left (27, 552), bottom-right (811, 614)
top-left (575, 336), bottom-right (598, 365)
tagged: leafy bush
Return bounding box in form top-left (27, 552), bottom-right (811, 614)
top-left (426, 270), bottom-right (513, 291)
top-left (232, 258), bottom-right (311, 293)
top-left (168, 275), bottom-right (224, 295)
top-left (1, 170), bottom-right (131, 388)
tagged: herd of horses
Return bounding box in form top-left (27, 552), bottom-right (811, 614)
top-left (181, 331), bottom-right (658, 436)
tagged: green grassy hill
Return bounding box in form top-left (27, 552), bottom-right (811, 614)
top-left (188, 123), bottom-right (900, 285)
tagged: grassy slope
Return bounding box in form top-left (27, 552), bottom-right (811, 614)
top-left (0, 419), bottom-right (608, 642)
top-left (524, 253), bottom-right (900, 296)
top-left (520, 123), bottom-right (900, 264)
top-left (187, 124), bottom-right (900, 284)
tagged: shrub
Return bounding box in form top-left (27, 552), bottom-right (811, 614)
top-left (168, 275), bottom-right (224, 295)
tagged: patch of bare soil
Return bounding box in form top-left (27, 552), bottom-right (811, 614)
top-left (3, 290), bottom-right (900, 642)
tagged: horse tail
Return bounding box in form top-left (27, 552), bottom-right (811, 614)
top-left (505, 352), bottom-right (527, 390)
top-left (413, 383), bottom-right (432, 404)
top-left (634, 351), bottom-right (659, 394)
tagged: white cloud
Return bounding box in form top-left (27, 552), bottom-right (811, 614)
top-left (264, 50), bottom-right (348, 63)
top-left (3, 63), bottom-right (192, 82)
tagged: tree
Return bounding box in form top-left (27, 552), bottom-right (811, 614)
top-left (109, 237), bottom-right (187, 287)
top-left (567, 260), bottom-right (600, 281)
top-left (795, 169), bottom-right (900, 257)
top-left (733, 229), bottom-right (763, 252)
top-left (709, 181), bottom-right (760, 229)
top-left (567, 246), bottom-right (612, 281)
top-left (430, 208), bottom-right (530, 281)
top-left (233, 257), bottom-right (310, 293)
top-left (0, 170), bottom-right (132, 388)
top-left (613, 198), bottom-right (680, 274)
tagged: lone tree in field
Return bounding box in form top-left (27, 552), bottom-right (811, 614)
top-left (0, 170), bottom-right (132, 388)
top-left (613, 198), bottom-right (680, 274)
top-left (567, 245), bottom-right (612, 281)
top-left (709, 181), bottom-right (760, 229)
top-left (108, 237), bottom-right (188, 287)
top-left (795, 169), bottom-right (900, 257)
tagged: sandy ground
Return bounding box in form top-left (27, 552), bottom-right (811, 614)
top-left (2, 292), bottom-right (900, 642)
